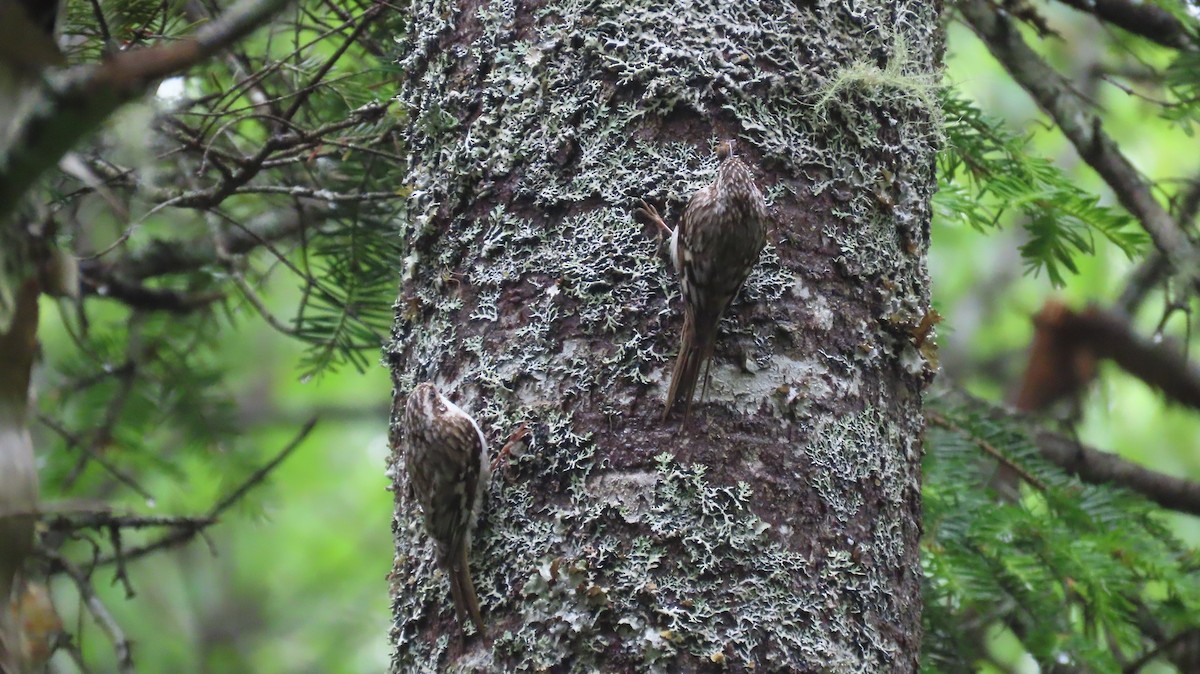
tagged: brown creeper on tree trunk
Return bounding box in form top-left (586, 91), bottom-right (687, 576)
top-left (637, 140), bottom-right (769, 420)
top-left (404, 382), bottom-right (490, 633)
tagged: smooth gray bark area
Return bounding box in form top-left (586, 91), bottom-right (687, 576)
top-left (386, 1), bottom-right (941, 671)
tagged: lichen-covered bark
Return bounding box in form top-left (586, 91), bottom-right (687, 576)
top-left (385, 1), bottom-right (941, 671)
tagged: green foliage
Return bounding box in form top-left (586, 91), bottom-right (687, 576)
top-left (27, 0), bottom-right (408, 489)
top-left (41, 311), bottom-right (238, 490)
top-left (9, 2), bottom-right (403, 671)
top-left (294, 208), bottom-right (404, 376)
top-left (922, 394), bottom-right (1200, 673)
top-left (936, 92), bottom-right (1147, 286)
top-left (1162, 51), bottom-right (1200, 134)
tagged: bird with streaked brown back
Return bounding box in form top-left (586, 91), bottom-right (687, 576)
top-left (403, 382), bottom-right (490, 634)
top-left (637, 140), bottom-right (769, 420)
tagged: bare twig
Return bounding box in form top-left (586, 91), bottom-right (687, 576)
top-left (230, 272), bottom-right (300, 336)
top-left (42, 512), bottom-right (217, 531)
top-left (47, 552), bottom-right (136, 674)
top-left (1116, 252), bottom-right (1170, 316)
top-left (37, 415), bottom-right (154, 501)
top-left (1115, 176), bottom-right (1200, 316)
top-left (90, 418), bottom-right (318, 568)
top-left (85, 0), bottom-right (117, 55)
top-left (281, 3), bottom-right (381, 121)
top-left (79, 201), bottom-right (331, 282)
top-left (0, 0), bottom-right (293, 219)
top-left (209, 417), bottom-right (318, 515)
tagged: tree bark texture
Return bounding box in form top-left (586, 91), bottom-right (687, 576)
top-left (386, 1), bottom-right (942, 672)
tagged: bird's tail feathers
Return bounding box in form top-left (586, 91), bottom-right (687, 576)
top-left (448, 545), bottom-right (484, 634)
top-left (663, 310), bottom-right (719, 421)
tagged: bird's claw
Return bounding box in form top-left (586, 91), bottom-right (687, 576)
top-left (634, 199), bottom-right (673, 237)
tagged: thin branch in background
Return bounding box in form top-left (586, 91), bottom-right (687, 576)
top-left (208, 206), bottom-right (313, 281)
top-left (230, 272), bottom-right (300, 336)
top-left (80, 226), bottom-right (139, 262)
top-left (184, 185), bottom-right (399, 204)
top-left (1116, 252), bottom-right (1170, 316)
top-left (1116, 173), bottom-right (1200, 316)
top-left (60, 336), bottom-right (143, 489)
top-left (107, 523), bottom-right (137, 599)
top-left (81, 201), bottom-right (331, 281)
top-left (1177, 177), bottom-right (1200, 226)
top-left (38, 415), bottom-right (154, 501)
top-left (1037, 431), bottom-right (1200, 516)
top-left (280, 3), bottom-right (381, 121)
top-left (209, 417), bottom-right (318, 514)
top-left (41, 512), bottom-right (217, 531)
top-left (58, 153), bottom-right (130, 221)
top-left (60, 640), bottom-right (90, 673)
top-left (1096, 73), bottom-right (1179, 107)
top-left (47, 552), bottom-right (136, 674)
top-left (85, 0), bottom-right (117, 55)
top-left (183, 0), bottom-right (283, 115)
top-left (90, 418), bottom-right (318, 569)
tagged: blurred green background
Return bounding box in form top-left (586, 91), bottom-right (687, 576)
top-left (937, 16), bottom-right (1200, 549)
top-left (35, 278), bottom-right (393, 672)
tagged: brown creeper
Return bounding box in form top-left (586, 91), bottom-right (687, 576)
top-left (638, 140), bottom-right (769, 419)
top-left (404, 382), bottom-right (490, 632)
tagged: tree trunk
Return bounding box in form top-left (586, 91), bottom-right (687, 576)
top-left (386, 1), bottom-right (941, 671)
